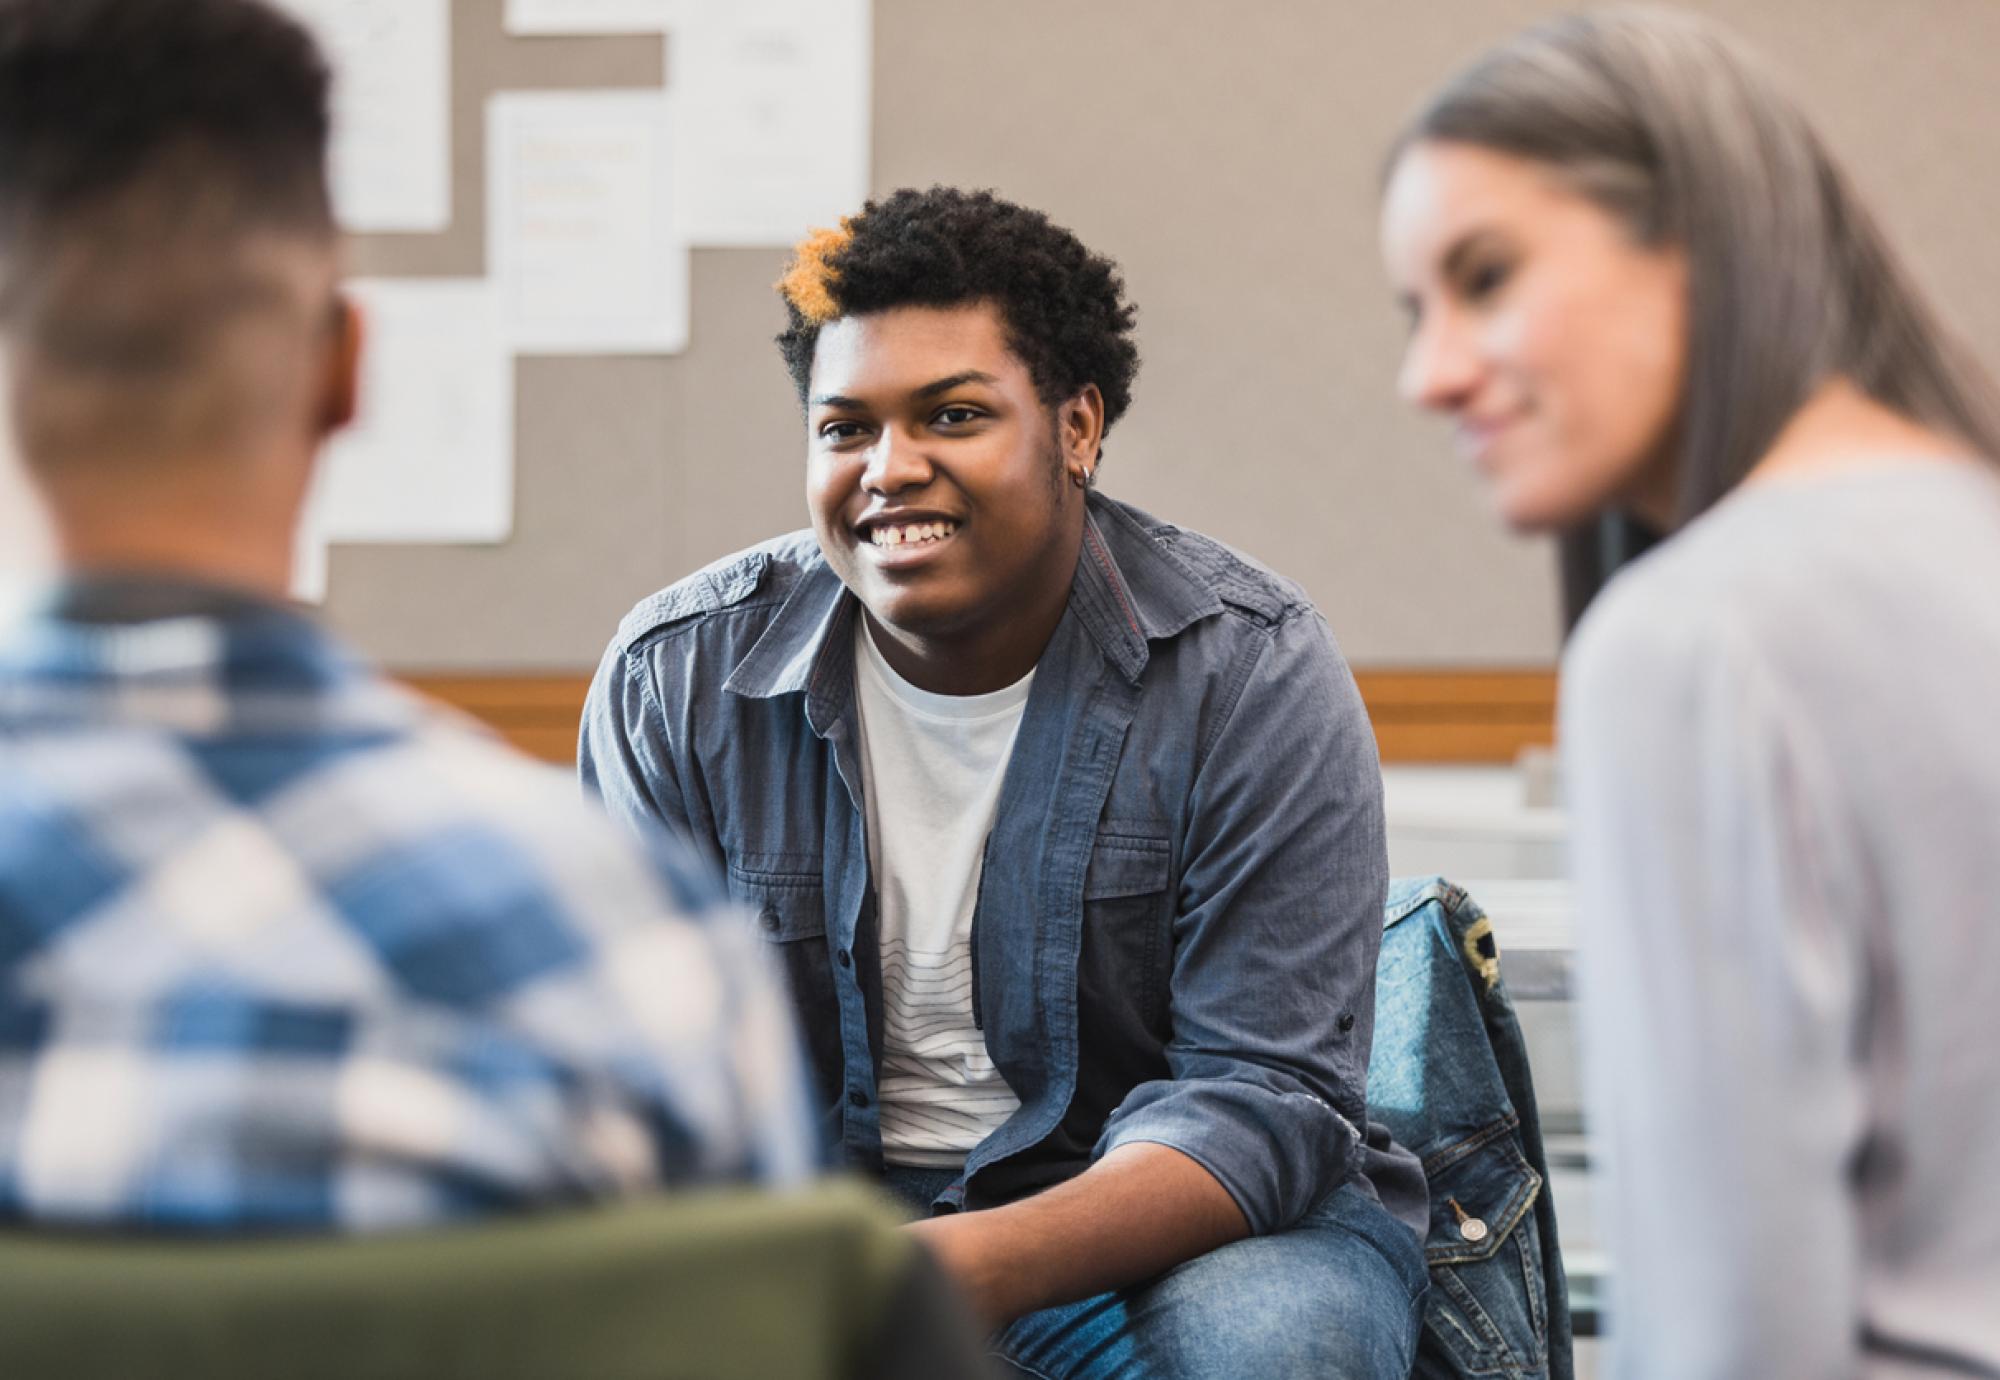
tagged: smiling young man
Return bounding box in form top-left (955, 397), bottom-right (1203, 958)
top-left (582, 187), bottom-right (1428, 1377)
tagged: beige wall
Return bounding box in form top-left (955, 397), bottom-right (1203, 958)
top-left (325, 0), bottom-right (2000, 671)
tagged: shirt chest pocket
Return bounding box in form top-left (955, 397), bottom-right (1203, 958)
top-left (1081, 830), bottom-right (1174, 1034)
top-left (727, 860), bottom-right (842, 1087)
top-left (734, 874), bottom-right (827, 943)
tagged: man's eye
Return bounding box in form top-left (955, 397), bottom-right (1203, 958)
top-left (933, 406), bottom-right (983, 428)
top-left (818, 420), bottom-right (868, 442)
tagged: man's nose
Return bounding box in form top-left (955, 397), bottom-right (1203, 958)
top-left (861, 426), bottom-right (933, 493)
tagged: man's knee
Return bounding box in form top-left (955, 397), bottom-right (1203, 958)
top-left (998, 1197), bottom-right (1425, 1379)
top-left (1146, 1225), bottom-right (1421, 1377)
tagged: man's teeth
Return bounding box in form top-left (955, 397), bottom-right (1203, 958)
top-left (869, 521), bottom-right (957, 548)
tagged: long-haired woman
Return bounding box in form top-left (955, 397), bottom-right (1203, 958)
top-left (1379, 9), bottom-right (2000, 1376)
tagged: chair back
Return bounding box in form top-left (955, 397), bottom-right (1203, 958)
top-left (0, 1179), bottom-right (990, 1379)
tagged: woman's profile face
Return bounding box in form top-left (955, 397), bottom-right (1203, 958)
top-left (1380, 139), bottom-right (1689, 532)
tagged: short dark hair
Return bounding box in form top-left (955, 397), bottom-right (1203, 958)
top-left (776, 187), bottom-right (1140, 455)
top-left (0, 0), bottom-right (336, 461)
top-left (0, 0), bottom-right (333, 251)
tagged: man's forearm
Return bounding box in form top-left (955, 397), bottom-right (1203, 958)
top-left (905, 1142), bottom-right (1250, 1327)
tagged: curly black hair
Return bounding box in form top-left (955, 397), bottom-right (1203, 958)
top-left (0, 0), bottom-right (333, 250)
top-left (776, 187), bottom-right (1140, 455)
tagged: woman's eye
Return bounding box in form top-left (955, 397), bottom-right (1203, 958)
top-left (1463, 260), bottom-right (1511, 301)
top-left (934, 406), bottom-right (982, 428)
top-left (818, 420), bottom-right (868, 442)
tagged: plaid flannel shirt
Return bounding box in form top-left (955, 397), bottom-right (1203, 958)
top-left (0, 585), bottom-right (817, 1231)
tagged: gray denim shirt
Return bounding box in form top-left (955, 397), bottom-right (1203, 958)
top-left (581, 492), bottom-right (1421, 1236)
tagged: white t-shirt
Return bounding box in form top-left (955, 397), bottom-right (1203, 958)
top-left (852, 619), bottom-right (1030, 1168)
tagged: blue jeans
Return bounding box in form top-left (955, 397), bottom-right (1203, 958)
top-left (881, 1166), bottom-right (1428, 1380)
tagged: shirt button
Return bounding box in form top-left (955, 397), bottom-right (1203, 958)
top-left (1338, 1013), bottom-right (1356, 1033)
top-left (836, 948), bottom-right (852, 968)
top-left (1458, 1217), bottom-right (1489, 1244)
top-left (848, 1090), bottom-right (869, 1109)
top-left (758, 909), bottom-right (780, 933)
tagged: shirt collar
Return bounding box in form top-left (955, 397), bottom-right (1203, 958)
top-left (721, 491), bottom-right (1225, 708)
top-left (1, 582), bottom-right (417, 741)
top-left (43, 571), bottom-right (306, 627)
top-left (722, 557), bottom-right (856, 709)
top-left (1069, 492), bottom-right (1222, 682)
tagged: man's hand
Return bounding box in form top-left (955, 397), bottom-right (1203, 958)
top-left (900, 1142), bottom-right (1251, 1329)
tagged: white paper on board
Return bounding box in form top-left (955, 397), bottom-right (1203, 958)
top-left (0, 443), bottom-right (53, 627)
top-left (316, 279), bottom-right (513, 546)
top-left (0, 447), bottom-right (51, 578)
top-left (292, 278), bottom-right (511, 603)
top-left (504, 0), bottom-right (685, 35)
top-left (672, 0), bottom-right (871, 247)
top-left (290, 502), bottom-right (330, 604)
top-left (488, 91), bottom-right (689, 355)
top-left (270, 0), bottom-right (451, 233)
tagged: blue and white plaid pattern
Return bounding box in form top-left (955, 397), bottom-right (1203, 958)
top-left (0, 603), bottom-right (817, 1231)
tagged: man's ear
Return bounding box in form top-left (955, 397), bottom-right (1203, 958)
top-left (317, 293), bottom-right (363, 437)
top-left (1060, 383), bottom-right (1106, 486)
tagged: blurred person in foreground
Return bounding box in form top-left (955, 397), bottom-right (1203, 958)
top-left (0, 0), bottom-right (817, 1231)
top-left (1380, 8), bottom-right (2000, 1376)
top-left (582, 186), bottom-right (1429, 1377)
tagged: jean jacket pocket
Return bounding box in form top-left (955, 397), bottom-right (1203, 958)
top-left (1414, 1116), bottom-right (1550, 1379)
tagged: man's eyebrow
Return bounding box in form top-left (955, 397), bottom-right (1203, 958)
top-left (913, 370), bottom-right (1000, 400)
top-left (810, 371), bottom-right (1001, 410)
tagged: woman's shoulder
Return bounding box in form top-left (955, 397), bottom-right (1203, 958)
top-left (1564, 459), bottom-right (2000, 725)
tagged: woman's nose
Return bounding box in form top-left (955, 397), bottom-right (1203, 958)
top-left (1399, 315), bottom-right (1483, 413)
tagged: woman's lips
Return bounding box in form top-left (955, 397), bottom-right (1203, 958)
top-left (1456, 415), bottom-right (1517, 469)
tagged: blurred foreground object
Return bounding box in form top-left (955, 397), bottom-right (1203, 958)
top-left (0, 1181), bottom-right (995, 1379)
top-left (0, 0), bottom-right (816, 1233)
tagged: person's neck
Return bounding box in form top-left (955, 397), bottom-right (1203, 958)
top-left (36, 441), bottom-right (315, 604)
top-left (864, 531), bottom-right (1082, 696)
top-left (865, 610), bottom-right (1057, 696)
top-left (1747, 377), bottom-right (1972, 487)
top-left (50, 496), bottom-right (301, 604)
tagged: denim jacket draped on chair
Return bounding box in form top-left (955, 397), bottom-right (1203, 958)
top-left (1370, 876), bottom-right (1573, 1380)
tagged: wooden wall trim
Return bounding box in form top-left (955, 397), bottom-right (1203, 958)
top-left (406, 668), bottom-right (1558, 767)
top-left (1352, 668), bottom-right (1557, 765)
top-left (405, 675), bottom-right (595, 768)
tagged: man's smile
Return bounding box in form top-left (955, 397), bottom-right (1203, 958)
top-left (853, 509), bottom-right (964, 569)
top-left (866, 517), bottom-right (960, 548)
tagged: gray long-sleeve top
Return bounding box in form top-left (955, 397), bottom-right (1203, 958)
top-left (1560, 461), bottom-right (2000, 1379)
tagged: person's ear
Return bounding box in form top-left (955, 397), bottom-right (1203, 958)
top-left (1060, 383), bottom-right (1106, 489)
top-left (317, 293), bottom-right (363, 437)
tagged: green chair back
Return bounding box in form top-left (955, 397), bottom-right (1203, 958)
top-left (0, 1179), bottom-right (990, 1379)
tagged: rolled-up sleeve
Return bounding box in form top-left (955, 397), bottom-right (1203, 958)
top-left (1095, 609), bottom-right (1388, 1235)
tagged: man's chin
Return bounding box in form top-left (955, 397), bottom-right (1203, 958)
top-left (854, 584), bottom-right (980, 647)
